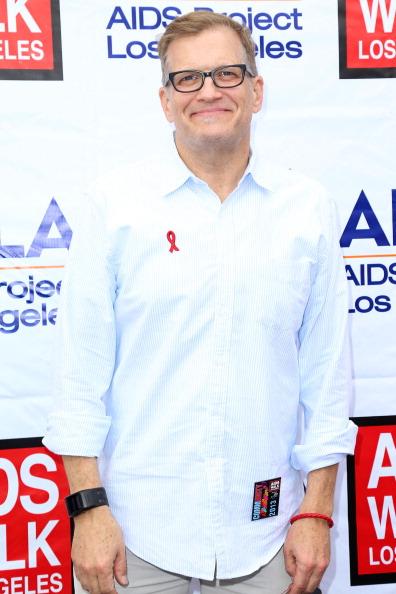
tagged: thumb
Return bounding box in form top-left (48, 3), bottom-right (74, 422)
top-left (114, 546), bottom-right (129, 587)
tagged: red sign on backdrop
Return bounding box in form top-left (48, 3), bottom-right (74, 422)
top-left (347, 416), bottom-right (396, 586)
top-left (0, 0), bottom-right (62, 80)
top-left (0, 437), bottom-right (73, 593)
top-left (338, 0), bottom-right (396, 78)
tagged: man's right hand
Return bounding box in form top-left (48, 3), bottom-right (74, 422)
top-left (72, 505), bottom-right (128, 594)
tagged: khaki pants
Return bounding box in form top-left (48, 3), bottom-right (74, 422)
top-left (74, 546), bottom-right (291, 593)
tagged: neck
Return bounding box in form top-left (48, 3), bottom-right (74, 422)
top-left (175, 137), bottom-right (250, 203)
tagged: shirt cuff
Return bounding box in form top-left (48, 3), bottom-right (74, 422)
top-left (43, 412), bottom-right (111, 457)
top-left (290, 420), bottom-right (358, 474)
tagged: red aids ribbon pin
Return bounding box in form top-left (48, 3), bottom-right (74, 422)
top-left (167, 230), bottom-right (180, 253)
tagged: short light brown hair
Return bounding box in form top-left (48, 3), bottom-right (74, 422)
top-left (158, 11), bottom-right (258, 86)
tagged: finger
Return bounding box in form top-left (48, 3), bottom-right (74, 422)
top-left (74, 565), bottom-right (98, 594)
top-left (77, 572), bottom-right (101, 594)
top-left (287, 563), bottom-right (312, 594)
top-left (114, 546), bottom-right (129, 587)
top-left (73, 554), bottom-right (102, 593)
top-left (303, 563), bottom-right (327, 593)
top-left (283, 547), bottom-right (297, 578)
top-left (96, 565), bottom-right (118, 594)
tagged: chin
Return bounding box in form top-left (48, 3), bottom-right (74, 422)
top-left (177, 126), bottom-right (241, 152)
top-left (192, 137), bottom-right (239, 155)
top-left (193, 125), bottom-right (235, 143)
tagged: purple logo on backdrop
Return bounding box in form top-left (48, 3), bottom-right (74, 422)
top-left (105, 4), bottom-right (304, 61)
top-left (0, 198), bottom-right (72, 334)
top-left (0, 198), bottom-right (72, 259)
top-left (341, 189), bottom-right (396, 315)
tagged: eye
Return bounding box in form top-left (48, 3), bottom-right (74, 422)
top-left (181, 73), bottom-right (200, 82)
top-left (174, 71), bottom-right (201, 86)
top-left (215, 68), bottom-right (240, 81)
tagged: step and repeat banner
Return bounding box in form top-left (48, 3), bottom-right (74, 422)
top-left (1, 1), bottom-right (395, 593)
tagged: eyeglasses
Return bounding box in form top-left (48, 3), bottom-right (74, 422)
top-left (166, 64), bottom-right (253, 93)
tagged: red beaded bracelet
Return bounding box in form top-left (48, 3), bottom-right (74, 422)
top-left (290, 513), bottom-right (334, 528)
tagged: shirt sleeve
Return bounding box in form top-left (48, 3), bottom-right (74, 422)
top-left (291, 193), bottom-right (358, 474)
top-left (43, 192), bottom-right (116, 457)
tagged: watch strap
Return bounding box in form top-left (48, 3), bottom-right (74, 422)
top-left (65, 487), bottom-right (109, 518)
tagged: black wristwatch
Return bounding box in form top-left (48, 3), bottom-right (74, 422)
top-left (65, 487), bottom-right (109, 518)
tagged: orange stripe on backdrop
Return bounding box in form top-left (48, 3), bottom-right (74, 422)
top-left (2, 258), bottom-right (396, 267)
top-left (0, 265), bottom-right (65, 271)
top-left (2, 258), bottom-right (395, 267)
top-left (343, 254), bottom-right (396, 259)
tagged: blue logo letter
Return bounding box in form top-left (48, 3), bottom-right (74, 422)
top-left (340, 190), bottom-right (390, 248)
top-left (26, 198), bottom-right (72, 257)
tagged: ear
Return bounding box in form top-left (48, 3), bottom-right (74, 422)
top-left (251, 75), bottom-right (264, 114)
top-left (159, 86), bottom-right (174, 123)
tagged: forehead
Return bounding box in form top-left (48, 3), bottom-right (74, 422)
top-left (166, 27), bottom-right (245, 71)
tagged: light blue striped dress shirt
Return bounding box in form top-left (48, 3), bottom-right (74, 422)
top-left (44, 141), bottom-right (357, 580)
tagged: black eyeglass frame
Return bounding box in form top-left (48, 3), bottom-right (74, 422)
top-left (166, 64), bottom-right (254, 93)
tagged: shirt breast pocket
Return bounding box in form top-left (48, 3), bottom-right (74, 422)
top-left (255, 260), bottom-right (311, 332)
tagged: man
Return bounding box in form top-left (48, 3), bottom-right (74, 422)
top-left (44, 11), bottom-right (357, 594)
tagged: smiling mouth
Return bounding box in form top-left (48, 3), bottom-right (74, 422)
top-left (191, 109), bottom-right (230, 117)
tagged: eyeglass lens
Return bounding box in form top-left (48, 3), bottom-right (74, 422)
top-left (172, 65), bottom-right (245, 92)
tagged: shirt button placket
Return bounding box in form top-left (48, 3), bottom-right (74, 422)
top-left (205, 203), bottom-right (235, 575)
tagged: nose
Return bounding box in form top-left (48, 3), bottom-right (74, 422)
top-left (196, 75), bottom-right (223, 99)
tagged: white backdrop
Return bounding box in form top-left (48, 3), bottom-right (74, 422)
top-left (1, 1), bottom-right (395, 592)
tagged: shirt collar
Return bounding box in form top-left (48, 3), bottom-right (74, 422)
top-left (155, 134), bottom-right (290, 196)
top-left (155, 135), bottom-right (196, 196)
top-left (247, 149), bottom-right (290, 193)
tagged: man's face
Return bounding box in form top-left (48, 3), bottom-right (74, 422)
top-left (159, 27), bottom-right (264, 152)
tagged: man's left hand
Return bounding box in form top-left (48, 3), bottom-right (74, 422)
top-left (283, 517), bottom-right (330, 594)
